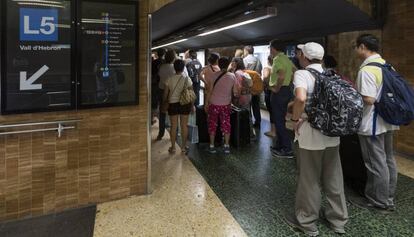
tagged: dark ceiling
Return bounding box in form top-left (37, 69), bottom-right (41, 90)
top-left (152, 0), bottom-right (382, 51)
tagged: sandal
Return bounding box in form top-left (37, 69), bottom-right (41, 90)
top-left (168, 147), bottom-right (176, 154)
top-left (181, 146), bottom-right (190, 154)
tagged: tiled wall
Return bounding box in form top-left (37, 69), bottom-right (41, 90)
top-left (0, 0), bottom-right (153, 221)
top-left (328, 0), bottom-right (414, 156)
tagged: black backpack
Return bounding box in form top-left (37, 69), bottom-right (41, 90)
top-left (186, 60), bottom-right (202, 83)
top-left (305, 69), bottom-right (364, 137)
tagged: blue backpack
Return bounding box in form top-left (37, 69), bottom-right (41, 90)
top-left (367, 62), bottom-right (414, 130)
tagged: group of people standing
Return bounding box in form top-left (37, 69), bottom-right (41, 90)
top-left (276, 35), bottom-right (400, 236)
top-left (152, 33), bottom-right (402, 236)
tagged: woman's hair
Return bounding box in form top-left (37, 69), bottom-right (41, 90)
top-left (234, 49), bottom-right (244, 57)
top-left (218, 57), bottom-right (230, 70)
top-left (232, 57), bottom-right (245, 71)
top-left (267, 55), bottom-right (273, 66)
top-left (207, 53), bottom-right (220, 65)
top-left (323, 55), bottom-right (337, 68)
top-left (174, 59), bottom-right (185, 72)
top-left (165, 49), bottom-right (177, 64)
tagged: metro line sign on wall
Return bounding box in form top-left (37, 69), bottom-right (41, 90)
top-left (20, 8), bottom-right (58, 42)
top-left (1, 0), bottom-right (138, 114)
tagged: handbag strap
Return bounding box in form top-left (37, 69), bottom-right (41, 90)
top-left (213, 71), bottom-right (227, 89)
top-left (168, 75), bottom-right (183, 100)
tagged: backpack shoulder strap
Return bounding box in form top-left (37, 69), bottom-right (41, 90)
top-left (305, 68), bottom-right (322, 77)
top-left (366, 62), bottom-right (385, 68)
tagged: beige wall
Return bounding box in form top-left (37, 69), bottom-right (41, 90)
top-left (328, 0), bottom-right (414, 156)
top-left (0, 0), bottom-right (165, 222)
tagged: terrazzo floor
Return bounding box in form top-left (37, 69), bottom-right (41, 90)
top-left (93, 120), bottom-right (247, 237)
top-left (187, 113), bottom-right (414, 237)
top-left (93, 110), bottom-right (414, 237)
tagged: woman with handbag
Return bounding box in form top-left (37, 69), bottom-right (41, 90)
top-left (161, 59), bottom-right (195, 154)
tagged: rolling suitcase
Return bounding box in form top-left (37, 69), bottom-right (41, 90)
top-left (230, 106), bottom-right (250, 148)
top-left (339, 134), bottom-right (367, 195)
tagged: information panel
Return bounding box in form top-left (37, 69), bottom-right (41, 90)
top-left (2, 0), bottom-right (73, 113)
top-left (80, 1), bottom-right (137, 106)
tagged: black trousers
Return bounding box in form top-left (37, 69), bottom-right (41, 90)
top-left (193, 82), bottom-right (200, 106)
top-left (271, 87), bottom-right (292, 152)
top-left (264, 90), bottom-right (273, 123)
top-left (157, 89), bottom-right (166, 138)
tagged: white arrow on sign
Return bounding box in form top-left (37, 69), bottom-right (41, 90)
top-left (20, 65), bottom-right (49, 90)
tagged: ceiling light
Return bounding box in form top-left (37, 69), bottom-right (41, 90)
top-left (198, 7), bottom-right (277, 37)
top-left (13, 0), bottom-right (63, 5)
top-left (17, 2), bottom-right (65, 8)
top-left (198, 18), bottom-right (261, 36)
top-left (152, 38), bottom-right (188, 50)
top-left (152, 7), bottom-right (277, 49)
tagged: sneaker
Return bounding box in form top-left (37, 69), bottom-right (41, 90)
top-left (388, 205), bottom-right (396, 212)
top-left (272, 149), bottom-right (294, 159)
top-left (348, 197), bottom-right (391, 214)
top-left (283, 213), bottom-right (319, 236)
top-left (319, 211), bottom-right (346, 234)
top-left (264, 131), bottom-right (276, 137)
top-left (348, 196), bottom-right (369, 210)
top-left (223, 145), bottom-right (231, 154)
top-left (366, 203), bottom-right (392, 214)
top-left (208, 146), bottom-right (217, 154)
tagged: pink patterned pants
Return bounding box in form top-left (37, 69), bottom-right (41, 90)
top-left (208, 104), bottom-right (231, 135)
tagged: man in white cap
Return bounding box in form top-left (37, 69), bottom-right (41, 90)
top-left (284, 42), bottom-right (348, 236)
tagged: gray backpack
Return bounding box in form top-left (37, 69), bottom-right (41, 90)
top-left (305, 69), bottom-right (363, 137)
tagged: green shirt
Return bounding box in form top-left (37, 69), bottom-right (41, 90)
top-left (269, 52), bottom-right (294, 87)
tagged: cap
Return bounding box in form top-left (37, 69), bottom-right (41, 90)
top-left (297, 42), bottom-right (325, 60)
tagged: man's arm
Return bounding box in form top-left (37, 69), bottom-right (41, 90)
top-left (357, 69), bottom-right (377, 106)
top-left (269, 69), bottom-right (286, 93)
top-left (291, 87), bottom-right (307, 135)
top-left (362, 96), bottom-right (376, 105)
top-left (204, 79), bottom-right (212, 112)
top-left (291, 87), bottom-right (306, 121)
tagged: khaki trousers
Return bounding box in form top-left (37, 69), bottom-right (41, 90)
top-left (295, 144), bottom-right (348, 230)
top-left (359, 131), bottom-right (397, 208)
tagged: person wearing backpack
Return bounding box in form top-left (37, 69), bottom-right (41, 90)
top-left (204, 57), bottom-right (237, 154)
top-left (186, 50), bottom-right (203, 105)
top-left (284, 42), bottom-right (348, 236)
top-left (352, 34), bottom-right (402, 213)
top-left (243, 45), bottom-right (263, 128)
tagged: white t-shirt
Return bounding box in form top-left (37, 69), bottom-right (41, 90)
top-left (166, 74), bottom-right (193, 103)
top-left (356, 54), bottom-right (399, 136)
top-left (158, 64), bottom-right (175, 90)
top-left (293, 64), bottom-right (340, 150)
top-left (158, 63), bottom-right (189, 90)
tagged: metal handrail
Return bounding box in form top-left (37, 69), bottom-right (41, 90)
top-left (0, 119), bottom-right (81, 137)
